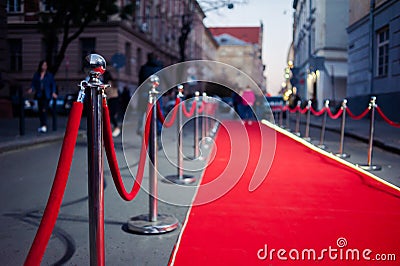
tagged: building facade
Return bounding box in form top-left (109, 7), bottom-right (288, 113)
top-left (347, 0), bottom-right (400, 119)
top-left (3, 0), bottom-right (217, 107)
top-left (209, 26), bottom-right (266, 93)
top-left (292, 0), bottom-right (349, 108)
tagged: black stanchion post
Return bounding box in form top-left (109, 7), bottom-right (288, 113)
top-left (84, 54), bottom-right (107, 266)
top-left (303, 100), bottom-right (312, 141)
top-left (127, 75), bottom-right (179, 234)
top-left (317, 100), bottom-right (329, 149)
top-left (358, 96), bottom-right (381, 171)
top-left (335, 99), bottom-right (350, 158)
top-left (294, 100), bottom-right (301, 136)
top-left (18, 86), bottom-right (25, 136)
top-left (165, 85), bottom-right (196, 184)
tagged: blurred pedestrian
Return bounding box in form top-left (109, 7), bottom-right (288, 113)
top-left (102, 70), bottom-right (121, 137)
top-left (28, 60), bottom-right (57, 133)
top-left (137, 52), bottom-right (163, 135)
top-left (239, 85), bottom-right (256, 121)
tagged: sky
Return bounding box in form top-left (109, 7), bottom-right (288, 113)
top-left (202, 0), bottom-right (294, 95)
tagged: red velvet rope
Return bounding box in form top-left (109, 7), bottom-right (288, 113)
top-left (326, 107), bottom-right (344, 120)
top-left (289, 105), bottom-right (300, 113)
top-left (282, 105), bottom-right (289, 111)
top-left (346, 106), bottom-right (370, 120)
top-left (156, 101), bottom-right (165, 124)
top-left (24, 102), bottom-right (83, 266)
top-left (103, 99), bottom-right (151, 201)
top-left (299, 106), bottom-right (309, 114)
top-left (310, 106), bottom-right (326, 116)
top-left (182, 100), bottom-right (196, 117)
top-left (376, 106), bottom-right (400, 128)
top-left (158, 97), bottom-right (180, 128)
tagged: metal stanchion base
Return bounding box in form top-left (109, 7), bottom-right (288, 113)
top-left (126, 214), bottom-right (179, 234)
top-left (163, 174), bottom-right (196, 184)
top-left (294, 132), bottom-right (301, 137)
top-left (335, 153), bottom-right (350, 159)
top-left (357, 164), bottom-right (382, 171)
top-left (316, 144), bottom-right (327, 150)
top-left (303, 137), bottom-right (311, 142)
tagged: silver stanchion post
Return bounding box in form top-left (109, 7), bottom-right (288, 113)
top-left (303, 100), bottom-right (312, 141)
top-left (127, 75), bottom-right (179, 234)
top-left (358, 96), bottom-right (381, 171)
top-left (317, 100), bottom-right (329, 149)
top-left (194, 91), bottom-right (200, 158)
top-left (294, 100), bottom-right (301, 136)
top-left (335, 99), bottom-right (350, 158)
top-left (165, 85), bottom-right (196, 184)
top-left (85, 54), bottom-right (108, 266)
top-left (202, 92), bottom-right (210, 148)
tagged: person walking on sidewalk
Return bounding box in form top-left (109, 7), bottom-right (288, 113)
top-left (28, 60), bottom-right (57, 133)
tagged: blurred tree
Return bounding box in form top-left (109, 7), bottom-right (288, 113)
top-left (38, 0), bottom-right (132, 75)
top-left (179, 0), bottom-right (247, 62)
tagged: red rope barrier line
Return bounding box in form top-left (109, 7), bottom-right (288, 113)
top-left (103, 99), bottom-right (151, 201)
top-left (182, 100), bottom-right (196, 118)
top-left (326, 107), bottom-right (344, 120)
top-left (310, 106), bottom-right (326, 116)
top-left (157, 98), bottom-right (180, 127)
top-left (299, 106), bottom-right (309, 114)
top-left (376, 106), bottom-right (400, 128)
top-left (346, 106), bottom-right (370, 120)
top-left (24, 102), bottom-right (83, 266)
top-left (288, 105), bottom-right (299, 113)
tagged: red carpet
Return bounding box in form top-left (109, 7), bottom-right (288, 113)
top-left (170, 121), bottom-right (400, 265)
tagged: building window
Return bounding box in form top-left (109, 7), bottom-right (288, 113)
top-left (8, 39), bottom-right (22, 72)
top-left (80, 38), bottom-right (96, 72)
top-left (376, 26), bottom-right (389, 77)
top-left (6, 0), bottom-right (22, 12)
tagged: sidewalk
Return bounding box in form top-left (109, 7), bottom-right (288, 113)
top-left (0, 114), bottom-right (87, 153)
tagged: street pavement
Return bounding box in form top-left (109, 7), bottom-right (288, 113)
top-left (0, 105), bottom-right (399, 265)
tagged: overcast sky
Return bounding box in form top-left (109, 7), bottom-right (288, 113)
top-left (203, 0), bottom-right (293, 95)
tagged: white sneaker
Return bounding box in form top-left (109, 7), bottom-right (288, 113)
top-left (112, 127), bottom-right (121, 137)
top-left (38, 126), bottom-right (47, 133)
